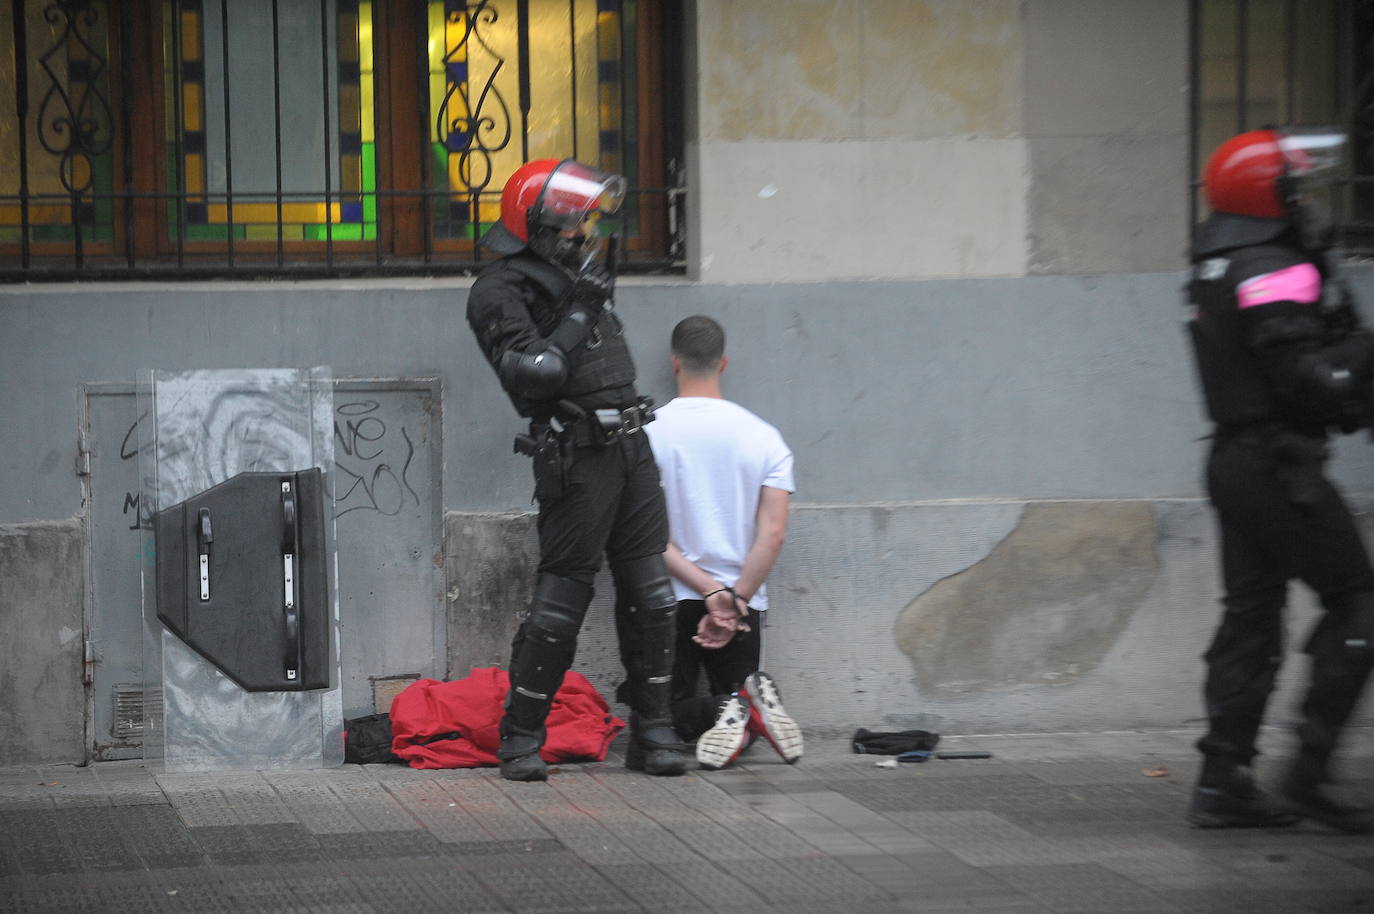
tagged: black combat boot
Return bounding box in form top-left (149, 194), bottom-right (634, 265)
top-left (624, 712), bottom-right (689, 776)
top-left (496, 718), bottom-right (549, 782)
top-left (1187, 757), bottom-right (1298, 828)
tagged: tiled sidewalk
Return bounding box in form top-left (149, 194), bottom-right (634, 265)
top-left (1, 729), bottom-right (1372, 912)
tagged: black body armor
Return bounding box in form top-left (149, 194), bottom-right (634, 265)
top-left (468, 253), bottom-right (637, 418)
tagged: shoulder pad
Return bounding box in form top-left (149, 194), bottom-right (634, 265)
top-left (500, 254), bottom-right (574, 301)
top-left (1193, 213), bottom-right (1289, 260)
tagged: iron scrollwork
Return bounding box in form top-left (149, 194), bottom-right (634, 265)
top-left (436, 0), bottom-right (513, 204)
top-left (35, 0), bottom-right (113, 201)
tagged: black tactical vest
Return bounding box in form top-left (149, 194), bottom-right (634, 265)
top-left (1186, 251), bottom-right (1277, 428)
top-left (490, 254), bottom-right (638, 415)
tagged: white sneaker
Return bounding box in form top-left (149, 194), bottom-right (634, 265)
top-left (695, 694), bottom-right (752, 770)
top-left (743, 671), bottom-right (803, 764)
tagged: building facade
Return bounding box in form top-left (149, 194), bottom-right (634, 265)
top-left (5, 0), bottom-right (1374, 765)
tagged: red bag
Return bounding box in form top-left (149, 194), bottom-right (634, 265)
top-left (389, 667), bottom-right (625, 770)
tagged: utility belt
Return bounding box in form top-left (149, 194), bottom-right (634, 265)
top-left (518, 397), bottom-right (655, 450)
top-left (512, 397), bottom-right (655, 503)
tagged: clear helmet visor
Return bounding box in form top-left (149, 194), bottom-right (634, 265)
top-left (533, 160), bottom-right (627, 233)
top-left (1278, 128), bottom-right (1346, 186)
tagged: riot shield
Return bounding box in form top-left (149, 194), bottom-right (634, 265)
top-left (138, 368), bottom-right (343, 771)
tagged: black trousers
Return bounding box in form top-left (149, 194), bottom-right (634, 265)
top-left (535, 431), bottom-right (669, 583)
top-left (506, 431), bottom-right (669, 718)
top-left (614, 596), bottom-right (762, 741)
top-left (669, 599), bottom-right (762, 740)
top-left (1200, 430), bottom-right (1374, 767)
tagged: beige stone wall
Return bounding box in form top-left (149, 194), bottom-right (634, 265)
top-left (687, 0), bottom-right (1191, 282)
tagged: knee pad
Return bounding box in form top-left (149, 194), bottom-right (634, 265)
top-left (507, 574), bottom-right (593, 719)
top-left (612, 554), bottom-right (676, 620)
top-left (524, 573), bottom-right (593, 644)
top-left (612, 555), bottom-right (676, 682)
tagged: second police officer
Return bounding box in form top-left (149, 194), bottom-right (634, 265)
top-left (1186, 127), bottom-right (1374, 832)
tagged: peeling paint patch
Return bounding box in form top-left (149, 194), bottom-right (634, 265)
top-left (894, 501), bottom-right (1158, 697)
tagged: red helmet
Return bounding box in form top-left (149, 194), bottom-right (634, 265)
top-left (1203, 128), bottom-right (1346, 219)
top-left (483, 159), bottom-right (625, 256)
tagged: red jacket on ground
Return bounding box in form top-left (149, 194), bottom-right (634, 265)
top-left (389, 667), bottom-right (625, 770)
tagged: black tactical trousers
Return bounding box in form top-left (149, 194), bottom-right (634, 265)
top-left (505, 430), bottom-right (670, 727)
top-left (1200, 430), bottom-right (1374, 768)
top-left (534, 431), bottom-right (668, 583)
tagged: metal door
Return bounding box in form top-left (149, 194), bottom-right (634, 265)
top-left (81, 379), bottom-right (444, 760)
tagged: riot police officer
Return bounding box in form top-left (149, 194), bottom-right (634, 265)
top-left (466, 159), bottom-right (688, 781)
top-left (1186, 128), bottom-right (1374, 832)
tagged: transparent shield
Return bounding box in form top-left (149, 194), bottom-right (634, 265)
top-left (137, 368), bottom-right (343, 772)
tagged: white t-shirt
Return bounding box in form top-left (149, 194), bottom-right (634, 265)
top-left (646, 397), bottom-right (795, 609)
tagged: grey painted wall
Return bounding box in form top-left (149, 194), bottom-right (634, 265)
top-left (8, 269), bottom-right (1374, 524)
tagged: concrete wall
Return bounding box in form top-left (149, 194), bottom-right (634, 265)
top-left (686, 0), bottom-right (1190, 282)
top-left (0, 521), bottom-right (85, 766)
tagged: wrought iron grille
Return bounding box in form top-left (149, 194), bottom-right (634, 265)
top-left (0, 0), bottom-right (685, 279)
top-left (1190, 0), bottom-right (1374, 256)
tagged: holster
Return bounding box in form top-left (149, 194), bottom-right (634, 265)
top-left (514, 425), bottom-right (567, 504)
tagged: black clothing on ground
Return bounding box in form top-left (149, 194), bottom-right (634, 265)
top-left (1187, 214), bottom-right (1374, 780)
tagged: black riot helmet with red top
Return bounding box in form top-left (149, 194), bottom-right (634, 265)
top-left (481, 158), bottom-right (626, 269)
top-left (1203, 128), bottom-right (1346, 247)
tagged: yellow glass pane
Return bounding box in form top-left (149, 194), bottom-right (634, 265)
top-left (185, 153), bottom-right (205, 195)
top-left (360, 2), bottom-right (375, 72)
top-left (181, 9), bottom-right (201, 61)
top-left (245, 223), bottom-right (306, 241)
top-left (208, 202), bottom-right (342, 223)
top-left (341, 157), bottom-right (360, 192)
top-left (0, 204), bottom-right (76, 225)
top-left (360, 1), bottom-right (375, 144)
top-left (183, 84), bottom-right (202, 132)
top-left (339, 85), bottom-right (361, 132)
top-left (339, 10), bottom-right (359, 62)
top-left (362, 78), bottom-right (375, 144)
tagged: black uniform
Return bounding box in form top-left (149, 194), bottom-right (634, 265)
top-left (1187, 213), bottom-right (1374, 784)
top-left (467, 251), bottom-right (683, 776)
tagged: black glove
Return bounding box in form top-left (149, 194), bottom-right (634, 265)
top-left (570, 263), bottom-right (615, 313)
top-left (548, 264), bottom-right (615, 354)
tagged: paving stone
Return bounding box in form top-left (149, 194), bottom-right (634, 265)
top-left (119, 804), bottom-right (206, 869)
top-left (438, 775), bottom-right (553, 842)
top-left (655, 858), bottom-right (770, 910)
top-left (265, 775), bottom-right (367, 834)
top-left (594, 862), bottom-right (713, 910)
top-left (312, 828), bottom-right (447, 860)
top-left (385, 776), bottom-right (492, 843)
top-left (158, 781), bottom-right (239, 828)
top-left (186, 825), bottom-right (268, 866)
top-left (5, 808), bottom-right (82, 874)
top-left (326, 778), bottom-right (417, 832)
top-left (337, 857), bottom-right (508, 911)
top-left (51, 807), bottom-right (144, 871)
top-left (984, 862), bottom-right (1180, 912)
top-left (473, 861), bottom-right (638, 912)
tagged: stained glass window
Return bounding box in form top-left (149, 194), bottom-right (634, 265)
top-left (425, 0), bottom-right (630, 243)
top-left (0, 0), bottom-right (115, 243)
top-left (165, 0), bottom-right (377, 244)
top-left (0, 0), bottom-right (675, 275)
